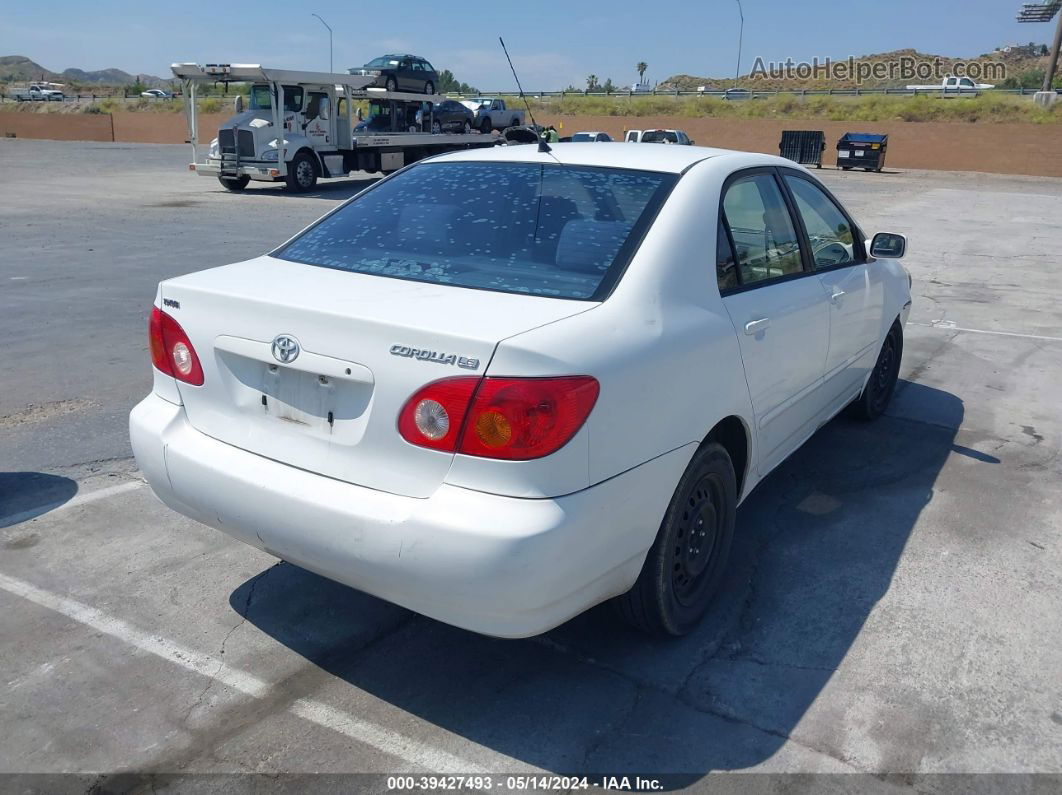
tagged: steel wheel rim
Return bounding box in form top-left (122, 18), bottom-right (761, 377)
top-left (671, 473), bottom-right (725, 607)
top-left (870, 334), bottom-right (897, 412)
top-left (296, 161), bottom-right (314, 188)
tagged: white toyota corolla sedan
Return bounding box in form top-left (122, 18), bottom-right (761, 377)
top-left (130, 143), bottom-right (910, 638)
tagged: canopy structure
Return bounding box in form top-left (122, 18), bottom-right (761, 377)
top-left (1016, 1), bottom-right (1061, 22)
top-left (1016, 2), bottom-right (1062, 95)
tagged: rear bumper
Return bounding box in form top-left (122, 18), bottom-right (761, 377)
top-left (130, 393), bottom-right (693, 637)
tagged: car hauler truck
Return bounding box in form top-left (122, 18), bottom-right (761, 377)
top-left (172, 63), bottom-right (498, 192)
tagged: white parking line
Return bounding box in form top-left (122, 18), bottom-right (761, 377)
top-left (911, 320), bottom-right (1062, 343)
top-left (0, 572), bottom-right (493, 774)
top-left (2, 480), bottom-right (146, 527)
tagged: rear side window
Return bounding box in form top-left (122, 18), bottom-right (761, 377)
top-left (275, 162), bottom-right (676, 300)
top-left (641, 131), bottom-right (678, 143)
top-left (722, 173), bottom-right (803, 286)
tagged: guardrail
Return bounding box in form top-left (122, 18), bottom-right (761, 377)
top-left (450, 87), bottom-right (1053, 98)
top-left (2, 87), bottom-right (1057, 105)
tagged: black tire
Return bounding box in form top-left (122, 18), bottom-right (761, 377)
top-left (432, 120), bottom-right (442, 134)
top-left (284, 151), bottom-right (318, 192)
top-left (385, 77), bottom-right (397, 92)
top-left (424, 81), bottom-right (434, 95)
top-left (841, 166), bottom-right (852, 171)
top-left (614, 442), bottom-right (737, 636)
top-left (463, 120), bottom-right (471, 134)
top-left (218, 176), bottom-right (250, 191)
top-left (848, 322), bottom-right (903, 421)
top-left (510, 117), bottom-right (519, 129)
top-left (480, 117), bottom-right (492, 134)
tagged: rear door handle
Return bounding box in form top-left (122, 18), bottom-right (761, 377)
top-left (830, 289), bottom-right (846, 305)
top-left (744, 318), bottom-right (771, 335)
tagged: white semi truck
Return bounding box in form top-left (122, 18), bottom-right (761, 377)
top-left (172, 63), bottom-right (498, 192)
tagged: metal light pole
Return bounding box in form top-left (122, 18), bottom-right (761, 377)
top-left (311, 13), bottom-right (333, 73)
top-left (735, 0), bottom-right (744, 87)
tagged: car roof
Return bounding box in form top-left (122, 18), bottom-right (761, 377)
top-left (430, 142), bottom-right (795, 174)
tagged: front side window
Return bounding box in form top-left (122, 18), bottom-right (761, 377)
top-left (784, 175), bottom-right (860, 269)
top-left (276, 162), bottom-right (676, 300)
top-left (722, 173), bottom-right (803, 286)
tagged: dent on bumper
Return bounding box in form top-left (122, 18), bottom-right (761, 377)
top-left (129, 394), bottom-right (694, 637)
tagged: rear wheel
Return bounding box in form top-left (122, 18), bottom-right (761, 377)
top-left (385, 77), bottom-right (397, 92)
top-left (424, 81), bottom-right (434, 95)
top-left (284, 152), bottom-right (318, 192)
top-left (848, 322), bottom-right (902, 420)
top-left (432, 120), bottom-right (442, 134)
top-left (463, 120), bottom-right (471, 134)
top-left (218, 176), bottom-right (250, 191)
top-left (480, 117), bottom-right (492, 134)
top-left (613, 442), bottom-right (736, 636)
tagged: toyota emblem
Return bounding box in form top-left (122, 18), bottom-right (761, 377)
top-left (271, 334), bottom-right (300, 364)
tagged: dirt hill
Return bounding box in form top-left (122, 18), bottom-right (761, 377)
top-left (0, 55), bottom-right (168, 88)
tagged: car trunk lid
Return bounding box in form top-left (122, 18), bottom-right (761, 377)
top-left (159, 256), bottom-right (592, 498)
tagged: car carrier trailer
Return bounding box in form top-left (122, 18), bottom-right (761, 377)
top-left (171, 63), bottom-right (498, 192)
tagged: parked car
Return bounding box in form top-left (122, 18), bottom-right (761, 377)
top-left (417, 99), bottom-right (475, 133)
top-left (459, 97), bottom-right (525, 133)
top-left (12, 84), bottom-right (64, 101)
top-left (571, 131), bottom-right (613, 142)
top-left (348, 55), bottom-right (438, 94)
top-left (723, 88), bottom-right (753, 100)
top-left (131, 144), bottom-right (910, 639)
top-left (141, 89), bottom-right (172, 99)
top-left (626, 129), bottom-right (693, 144)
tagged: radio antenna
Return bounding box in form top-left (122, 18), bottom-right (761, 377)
top-left (499, 36), bottom-right (549, 152)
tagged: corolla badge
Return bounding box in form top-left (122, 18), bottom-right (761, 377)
top-left (271, 334), bottom-right (301, 364)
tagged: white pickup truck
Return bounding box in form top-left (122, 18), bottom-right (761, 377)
top-left (12, 84), bottom-right (65, 101)
top-left (906, 75), bottom-right (995, 92)
top-left (459, 97), bottom-right (525, 133)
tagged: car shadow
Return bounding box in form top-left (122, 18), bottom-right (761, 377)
top-left (230, 380), bottom-right (962, 782)
top-left (222, 178), bottom-right (381, 202)
top-left (0, 472), bottom-right (78, 531)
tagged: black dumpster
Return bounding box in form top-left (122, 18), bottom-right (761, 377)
top-left (836, 132), bottom-right (888, 172)
top-left (779, 130), bottom-right (826, 168)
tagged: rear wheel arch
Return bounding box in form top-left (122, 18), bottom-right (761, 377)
top-left (703, 415), bottom-right (750, 500)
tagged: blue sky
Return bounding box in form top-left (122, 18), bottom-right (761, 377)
top-left (3, 1), bottom-right (1051, 89)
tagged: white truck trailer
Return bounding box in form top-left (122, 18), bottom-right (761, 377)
top-left (172, 63), bottom-right (498, 192)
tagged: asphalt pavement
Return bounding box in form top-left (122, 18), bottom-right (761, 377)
top-left (1, 139), bottom-right (1060, 789)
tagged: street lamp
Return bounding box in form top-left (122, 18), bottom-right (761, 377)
top-left (734, 0), bottom-right (744, 87)
top-left (311, 13), bottom-right (333, 73)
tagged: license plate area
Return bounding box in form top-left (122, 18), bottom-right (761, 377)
top-left (213, 340), bottom-right (375, 447)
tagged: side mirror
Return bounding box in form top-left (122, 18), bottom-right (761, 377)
top-left (870, 232), bottom-right (907, 259)
top-left (234, 94), bottom-right (244, 113)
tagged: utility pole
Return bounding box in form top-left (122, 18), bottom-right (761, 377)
top-left (311, 13), bottom-right (333, 73)
top-left (1016, 1), bottom-right (1062, 106)
top-left (735, 0), bottom-right (745, 87)
top-left (1043, 7), bottom-right (1062, 93)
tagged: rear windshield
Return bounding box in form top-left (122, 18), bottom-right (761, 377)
top-left (641, 130), bottom-right (678, 143)
top-left (275, 162), bottom-right (676, 300)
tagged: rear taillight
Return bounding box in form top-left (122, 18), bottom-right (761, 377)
top-left (397, 376), bottom-right (599, 460)
top-left (149, 306), bottom-right (204, 386)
